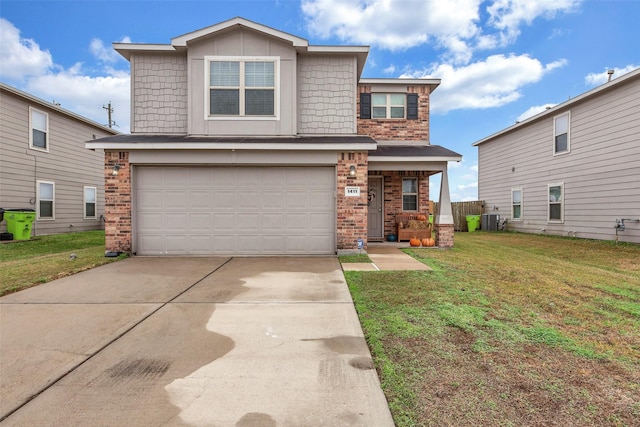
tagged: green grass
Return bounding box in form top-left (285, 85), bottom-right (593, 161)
top-left (0, 230), bottom-right (125, 296)
top-left (338, 253), bottom-right (372, 263)
top-left (346, 232), bottom-right (640, 426)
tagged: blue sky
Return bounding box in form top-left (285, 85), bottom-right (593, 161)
top-left (1, 0), bottom-right (639, 201)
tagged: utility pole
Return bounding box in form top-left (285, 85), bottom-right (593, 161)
top-left (103, 102), bottom-right (116, 128)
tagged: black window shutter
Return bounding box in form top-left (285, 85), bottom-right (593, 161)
top-left (360, 93), bottom-right (371, 119)
top-left (407, 93), bottom-right (418, 119)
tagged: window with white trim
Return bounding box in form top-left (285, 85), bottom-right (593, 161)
top-left (30, 107), bottom-right (49, 151)
top-left (207, 57), bottom-right (278, 117)
top-left (372, 93), bottom-right (405, 119)
top-left (553, 112), bottom-right (570, 154)
top-left (402, 178), bottom-right (418, 211)
top-left (511, 187), bottom-right (523, 221)
top-left (548, 183), bottom-right (564, 223)
top-left (37, 181), bottom-right (55, 219)
top-left (84, 186), bottom-right (97, 219)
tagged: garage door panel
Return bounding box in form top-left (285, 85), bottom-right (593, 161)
top-left (189, 213), bottom-right (212, 232)
top-left (237, 213), bottom-right (261, 230)
top-left (189, 192), bottom-right (213, 210)
top-left (211, 191), bottom-right (237, 209)
top-left (138, 190), bottom-right (163, 210)
top-left (237, 192), bottom-right (262, 210)
top-left (135, 166), bottom-right (335, 255)
top-left (212, 214), bottom-right (236, 231)
top-left (165, 192), bottom-right (188, 210)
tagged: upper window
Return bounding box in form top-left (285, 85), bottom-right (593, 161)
top-left (402, 178), bottom-right (418, 211)
top-left (37, 181), bottom-right (55, 220)
top-left (511, 188), bottom-right (523, 221)
top-left (553, 112), bottom-right (570, 154)
top-left (84, 186), bottom-right (97, 219)
top-left (207, 57), bottom-right (278, 118)
top-left (360, 93), bottom-right (418, 120)
top-left (30, 107), bottom-right (49, 151)
top-left (548, 183), bottom-right (564, 223)
top-left (372, 93), bottom-right (405, 119)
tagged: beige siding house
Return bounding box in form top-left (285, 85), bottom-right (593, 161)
top-left (0, 83), bottom-right (119, 236)
top-left (474, 68), bottom-right (640, 244)
top-left (87, 17), bottom-right (462, 256)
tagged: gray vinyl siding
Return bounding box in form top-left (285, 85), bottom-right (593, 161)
top-left (185, 28), bottom-right (297, 136)
top-left (130, 53), bottom-right (188, 134)
top-left (297, 55), bottom-right (357, 134)
top-left (0, 87), bottom-right (116, 236)
top-left (477, 73), bottom-right (640, 244)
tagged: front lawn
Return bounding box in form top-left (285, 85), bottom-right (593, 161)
top-left (0, 230), bottom-right (125, 296)
top-left (346, 232), bottom-right (640, 426)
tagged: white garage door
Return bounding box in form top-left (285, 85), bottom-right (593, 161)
top-left (135, 166), bottom-right (335, 255)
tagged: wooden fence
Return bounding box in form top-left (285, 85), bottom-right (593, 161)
top-left (433, 201), bottom-right (485, 231)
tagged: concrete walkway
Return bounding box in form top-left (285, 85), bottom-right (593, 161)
top-left (0, 257), bottom-right (394, 426)
top-left (341, 245), bottom-right (432, 271)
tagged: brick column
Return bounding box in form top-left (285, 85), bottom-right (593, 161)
top-left (336, 152), bottom-right (368, 251)
top-left (105, 151), bottom-right (131, 253)
top-left (434, 224), bottom-right (454, 248)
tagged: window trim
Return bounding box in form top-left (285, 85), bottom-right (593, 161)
top-left (553, 111), bottom-right (570, 155)
top-left (547, 182), bottom-right (564, 223)
top-left (83, 186), bottom-right (97, 220)
top-left (37, 180), bottom-right (55, 220)
top-left (204, 56), bottom-right (280, 121)
top-left (511, 187), bottom-right (523, 221)
top-left (402, 177), bottom-right (418, 212)
top-left (29, 107), bottom-right (49, 152)
top-left (371, 93), bottom-right (406, 119)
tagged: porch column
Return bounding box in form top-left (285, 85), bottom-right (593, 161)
top-left (435, 167), bottom-right (455, 248)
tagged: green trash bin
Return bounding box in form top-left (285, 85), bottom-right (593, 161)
top-left (4, 209), bottom-right (36, 240)
top-left (429, 214), bottom-right (434, 225)
top-left (466, 215), bottom-right (481, 232)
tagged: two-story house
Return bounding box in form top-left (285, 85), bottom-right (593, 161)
top-left (473, 67), bottom-right (640, 244)
top-left (0, 83), bottom-right (118, 237)
top-left (87, 17), bottom-right (462, 255)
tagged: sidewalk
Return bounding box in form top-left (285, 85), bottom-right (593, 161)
top-left (341, 245), bottom-right (431, 271)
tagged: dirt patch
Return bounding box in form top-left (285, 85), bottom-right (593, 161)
top-left (384, 329), bottom-right (640, 426)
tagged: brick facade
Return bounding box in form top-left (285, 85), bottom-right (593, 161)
top-left (336, 152), bottom-right (368, 250)
top-left (105, 151), bottom-right (132, 253)
top-left (357, 85), bottom-right (431, 140)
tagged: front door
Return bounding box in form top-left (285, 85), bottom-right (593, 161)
top-left (367, 177), bottom-right (383, 241)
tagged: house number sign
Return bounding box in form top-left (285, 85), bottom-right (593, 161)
top-left (345, 187), bottom-right (361, 197)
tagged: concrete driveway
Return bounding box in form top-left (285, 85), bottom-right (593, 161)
top-left (0, 257), bottom-right (394, 426)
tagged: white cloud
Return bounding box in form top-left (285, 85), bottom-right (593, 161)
top-left (486, 0), bottom-right (581, 45)
top-left (0, 18), bottom-right (53, 80)
top-left (25, 66), bottom-right (130, 131)
top-left (1, 19), bottom-right (131, 132)
top-left (584, 65), bottom-right (640, 86)
top-left (302, 0), bottom-right (581, 63)
top-left (457, 182), bottom-right (478, 191)
top-left (90, 36), bottom-right (131, 63)
top-left (402, 54), bottom-right (567, 113)
top-left (517, 103), bottom-right (556, 122)
top-left (302, 0), bottom-right (482, 60)
top-left (383, 64), bottom-right (397, 74)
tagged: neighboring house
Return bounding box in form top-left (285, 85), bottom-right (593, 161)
top-left (473, 68), bottom-right (640, 244)
top-left (87, 17), bottom-right (461, 256)
top-left (0, 83), bottom-right (119, 236)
